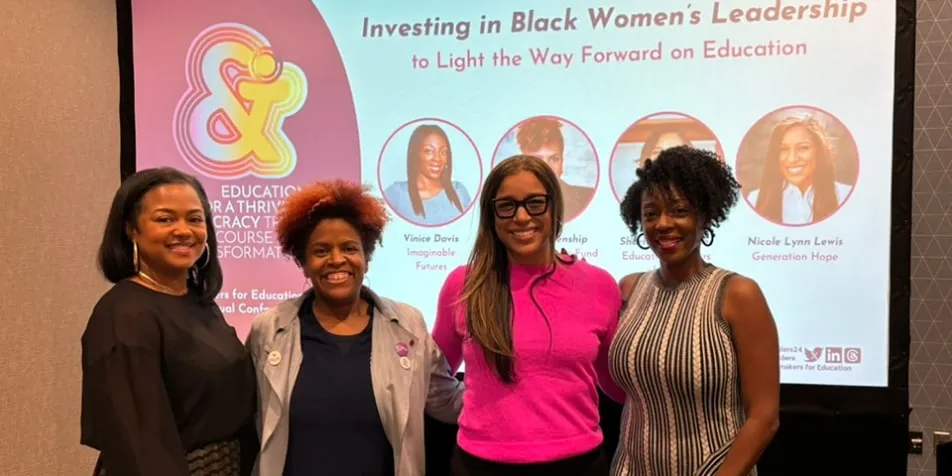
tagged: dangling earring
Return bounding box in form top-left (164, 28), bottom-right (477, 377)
top-left (132, 242), bottom-right (140, 272)
top-left (702, 228), bottom-right (716, 246)
top-left (196, 242), bottom-right (211, 269)
top-left (635, 233), bottom-right (650, 250)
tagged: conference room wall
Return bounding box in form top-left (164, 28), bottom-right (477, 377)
top-left (908, 2), bottom-right (952, 475)
top-left (0, 1), bottom-right (943, 476)
top-left (0, 0), bottom-right (117, 474)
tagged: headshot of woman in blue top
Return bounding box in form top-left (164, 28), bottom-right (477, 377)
top-left (383, 124), bottom-right (473, 226)
top-left (746, 113), bottom-right (855, 226)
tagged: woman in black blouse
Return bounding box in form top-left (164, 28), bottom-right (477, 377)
top-left (80, 167), bottom-right (258, 476)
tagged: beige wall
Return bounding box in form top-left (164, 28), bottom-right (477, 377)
top-left (0, 0), bottom-right (117, 474)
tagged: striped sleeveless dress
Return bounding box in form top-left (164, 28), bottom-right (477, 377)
top-left (608, 264), bottom-right (753, 476)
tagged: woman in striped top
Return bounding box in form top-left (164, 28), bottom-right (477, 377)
top-left (609, 146), bottom-right (780, 476)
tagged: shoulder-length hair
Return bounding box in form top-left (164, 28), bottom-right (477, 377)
top-left (639, 126), bottom-right (692, 164)
top-left (97, 167), bottom-right (223, 304)
top-left (406, 124), bottom-right (464, 218)
top-left (459, 154), bottom-right (565, 382)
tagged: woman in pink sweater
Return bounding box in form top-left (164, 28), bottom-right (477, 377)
top-left (432, 154), bottom-right (625, 476)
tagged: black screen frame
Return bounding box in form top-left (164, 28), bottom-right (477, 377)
top-left (114, 0), bottom-right (915, 419)
top-left (775, 0), bottom-right (914, 418)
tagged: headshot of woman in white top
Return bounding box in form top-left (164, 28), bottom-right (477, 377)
top-left (739, 109), bottom-right (858, 226)
top-left (638, 127), bottom-right (693, 167)
top-left (608, 112), bottom-right (724, 202)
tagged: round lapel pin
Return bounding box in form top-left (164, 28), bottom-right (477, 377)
top-left (399, 356), bottom-right (411, 370)
top-left (267, 350), bottom-right (282, 366)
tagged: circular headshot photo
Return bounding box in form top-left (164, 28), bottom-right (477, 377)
top-left (377, 118), bottom-right (482, 227)
top-left (736, 106), bottom-right (859, 227)
top-left (491, 115), bottom-right (599, 223)
top-left (608, 112), bottom-right (724, 202)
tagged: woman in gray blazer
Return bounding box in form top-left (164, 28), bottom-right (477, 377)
top-left (245, 179), bottom-right (464, 476)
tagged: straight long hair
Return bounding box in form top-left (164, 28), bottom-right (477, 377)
top-left (459, 154), bottom-right (564, 382)
top-left (406, 124), bottom-right (464, 218)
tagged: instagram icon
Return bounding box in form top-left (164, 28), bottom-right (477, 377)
top-left (844, 348), bottom-right (863, 364)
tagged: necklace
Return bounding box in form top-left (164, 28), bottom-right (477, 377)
top-left (136, 272), bottom-right (187, 295)
top-left (312, 299), bottom-right (368, 320)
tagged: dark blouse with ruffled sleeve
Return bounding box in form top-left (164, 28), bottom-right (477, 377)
top-left (80, 280), bottom-right (258, 476)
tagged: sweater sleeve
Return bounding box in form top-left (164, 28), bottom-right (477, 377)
top-left (432, 266), bottom-right (466, 372)
top-left (81, 304), bottom-right (191, 476)
top-left (594, 271), bottom-right (627, 404)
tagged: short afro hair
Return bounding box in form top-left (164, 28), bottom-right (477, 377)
top-left (516, 116), bottom-right (564, 153)
top-left (275, 179), bottom-right (390, 265)
top-left (620, 145), bottom-right (741, 234)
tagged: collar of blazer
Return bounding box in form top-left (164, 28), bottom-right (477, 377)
top-left (270, 285), bottom-right (410, 334)
top-left (255, 285), bottom-right (423, 452)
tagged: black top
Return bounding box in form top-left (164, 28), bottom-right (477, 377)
top-left (283, 293), bottom-right (394, 476)
top-left (80, 280), bottom-right (258, 476)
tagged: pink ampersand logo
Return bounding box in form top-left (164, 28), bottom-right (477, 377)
top-left (173, 23), bottom-right (308, 180)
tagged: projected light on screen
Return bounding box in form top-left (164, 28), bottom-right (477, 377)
top-left (129, 0), bottom-right (894, 387)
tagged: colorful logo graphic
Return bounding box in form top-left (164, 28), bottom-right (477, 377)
top-left (173, 23), bottom-right (307, 180)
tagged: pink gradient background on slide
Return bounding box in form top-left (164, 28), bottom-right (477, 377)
top-left (132, 0), bottom-right (359, 339)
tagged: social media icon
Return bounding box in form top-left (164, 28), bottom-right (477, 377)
top-left (825, 347), bottom-right (843, 363)
top-left (844, 347), bottom-right (862, 364)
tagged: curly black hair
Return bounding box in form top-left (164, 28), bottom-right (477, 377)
top-left (620, 145), bottom-right (741, 234)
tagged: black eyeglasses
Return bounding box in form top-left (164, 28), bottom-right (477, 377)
top-left (491, 195), bottom-right (550, 219)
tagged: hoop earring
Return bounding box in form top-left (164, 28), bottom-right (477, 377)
top-left (197, 242), bottom-right (211, 269)
top-left (132, 242), bottom-right (140, 272)
top-left (702, 229), bottom-right (715, 247)
top-left (635, 233), bottom-right (650, 250)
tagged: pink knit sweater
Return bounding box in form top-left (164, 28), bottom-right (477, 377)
top-left (432, 259), bottom-right (624, 463)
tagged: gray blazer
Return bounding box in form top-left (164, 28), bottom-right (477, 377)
top-left (245, 287), bottom-right (464, 476)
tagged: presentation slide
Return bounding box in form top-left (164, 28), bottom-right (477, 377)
top-left (130, 0), bottom-right (894, 387)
